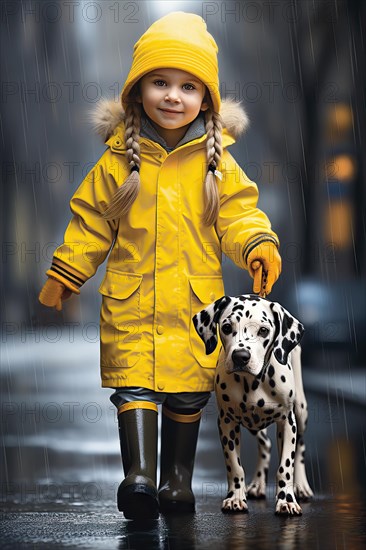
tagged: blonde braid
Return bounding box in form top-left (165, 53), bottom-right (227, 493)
top-left (102, 102), bottom-right (141, 220)
top-left (203, 108), bottom-right (223, 226)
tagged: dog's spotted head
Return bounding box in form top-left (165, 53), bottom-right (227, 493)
top-left (193, 294), bottom-right (304, 376)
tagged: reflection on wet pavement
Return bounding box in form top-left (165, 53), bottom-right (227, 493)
top-left (2, 495), bottom-right (366, 549)
top-left (1, 337), bottom-right (366, 548)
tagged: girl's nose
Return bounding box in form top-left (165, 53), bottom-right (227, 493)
top-left (164, 88), bottom-right (181, 102)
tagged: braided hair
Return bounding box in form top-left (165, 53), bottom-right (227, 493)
top-left (102, 101), bottom-right (141, 220)
top-left (203, 108), bottom-right (223, 225)
top-left (103, 96), bottom-right (223, 226)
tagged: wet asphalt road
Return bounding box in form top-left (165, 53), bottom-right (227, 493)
top-left (1, 335), bottom-right (366, 549)
top-left (2, 494), bottom-right (366, 550)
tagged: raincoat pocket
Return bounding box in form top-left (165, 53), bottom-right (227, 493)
top-left (189, 276), bottom-right (224, 368)
top-left (99, 269), bottom-right (143, 368)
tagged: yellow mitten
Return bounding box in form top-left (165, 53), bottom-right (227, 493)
top-left (246, 241), bottom-right (281, 296)
top-left (39, 278), bottom-right (72, 311)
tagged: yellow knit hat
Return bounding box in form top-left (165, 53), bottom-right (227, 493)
top-left (121, 12), bottom-right (221, 113)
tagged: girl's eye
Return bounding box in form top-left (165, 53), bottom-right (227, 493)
top-left (258, 326), bottom-right (269, 338)
top-left (152, 81), bottom-right (195, 90)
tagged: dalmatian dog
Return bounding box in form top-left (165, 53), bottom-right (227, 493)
top-left (193, 294), bottom-right (313, 516)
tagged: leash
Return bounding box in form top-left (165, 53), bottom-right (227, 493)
top-left (251, 260), bottom-right (267, 299)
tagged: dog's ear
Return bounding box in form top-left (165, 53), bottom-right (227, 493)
top-left (192, 296), bottom-right (232, 355)
top-left (270, 302), bottom-right (305, 365)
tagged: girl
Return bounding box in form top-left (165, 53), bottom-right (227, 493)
top-left (39, 12), bottom-right (281, 520)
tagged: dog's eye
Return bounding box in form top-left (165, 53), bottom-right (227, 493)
top-left (258, 327), bottom-right (269, 337)
top-left (221, 323), bottom-right (232, 335)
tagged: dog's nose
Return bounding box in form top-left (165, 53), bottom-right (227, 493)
top-left (232, 349), bottom-right (251, 368)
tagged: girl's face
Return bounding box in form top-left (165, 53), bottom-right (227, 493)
top-left (137, 68), bottom-right (209, 147)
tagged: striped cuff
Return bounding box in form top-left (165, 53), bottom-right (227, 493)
top-left (118, 401), bottom-right (159, 415)
top-left (243, 234), bottom-right (279, 267)
top-left (162, 406), bottom-right (202, 423)
top-left (46, 258), bottom-right (87, 293)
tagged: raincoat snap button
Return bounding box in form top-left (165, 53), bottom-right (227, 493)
top-left (114, 139), bottom-right (121, 146)
top-left (210, 292), bottom-right (215, 301)
top-left (108, 285), bottom-right (114, 293)
top-left (156, 325), bottom-right (164, 335)
top-left (157, 383), bottom-right (165, 390)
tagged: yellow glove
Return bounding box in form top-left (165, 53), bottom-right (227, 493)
top-left (39, 278), bottom-right (72, 311)
top-left (246, 241), bottom-right (281, 297)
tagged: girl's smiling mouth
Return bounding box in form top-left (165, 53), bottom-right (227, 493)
top-left (159, 108), bottom-right (183, 114)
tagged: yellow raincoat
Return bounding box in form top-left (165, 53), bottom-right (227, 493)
top-left (48, 99), bottom-right (279, 392)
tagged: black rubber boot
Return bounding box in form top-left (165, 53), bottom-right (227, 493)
top-left (158, 406), bottom-right (201, 513)
top-left (117, 405), bottom-right (159, 520)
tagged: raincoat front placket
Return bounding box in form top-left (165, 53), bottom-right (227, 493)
top-left (146, 135), bottom-right (207, 391)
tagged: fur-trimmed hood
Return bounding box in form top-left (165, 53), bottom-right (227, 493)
top-left (90, 98), bottom-right (249, 144)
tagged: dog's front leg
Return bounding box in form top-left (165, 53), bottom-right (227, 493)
top-left (291, 347), bottom-right (314, 500)
top-left (247, 428), bottom-right (271, 499)
top-left (218, 414), bottom-right (248, 513)
top-left (275, 409), bottom-right (302, 515)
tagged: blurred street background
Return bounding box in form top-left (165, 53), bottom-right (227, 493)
top-left (1, 1), bottom-right (366, 548)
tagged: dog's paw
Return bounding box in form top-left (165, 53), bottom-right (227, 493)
top-left (275, 497), bottom-right (302, 516)
top-left (246, 481), bottom-right (266, 499)
top-left (294, 478), bottom-right (314, 500)
top-left (222, 497), bottom-right (249, 513)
